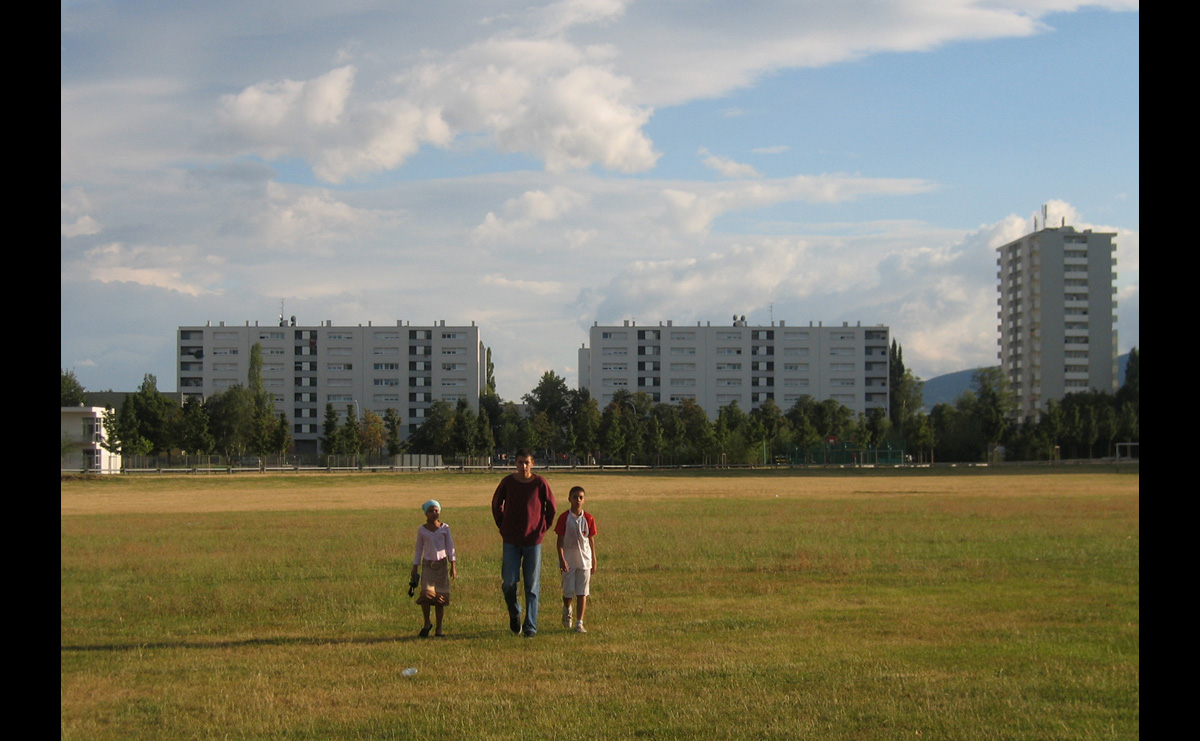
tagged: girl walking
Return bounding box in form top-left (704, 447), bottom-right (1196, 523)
top-left (411, 499), bottom-right (457, 637)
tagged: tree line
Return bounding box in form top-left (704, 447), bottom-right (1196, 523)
top-left (399, 341), bottom-right (929, 465)
top-left (62, 343), bottom-right (1139, 466)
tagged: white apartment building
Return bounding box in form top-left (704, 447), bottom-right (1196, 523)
top-left (178, 319), bottom-right (485, 454)
top-left (578, 319), bottom-right (890, 419)
top-left (997, 222), bottom-right (1118, 420)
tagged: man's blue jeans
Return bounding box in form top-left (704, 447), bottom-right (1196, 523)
top-left (502, 543), bottom-right (541, 635)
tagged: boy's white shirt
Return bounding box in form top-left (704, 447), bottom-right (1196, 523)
top-left (561, 510), bottom-right (593, 569)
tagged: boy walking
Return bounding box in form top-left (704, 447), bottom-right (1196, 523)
top-left (555, 486), bottom-right (597, 633)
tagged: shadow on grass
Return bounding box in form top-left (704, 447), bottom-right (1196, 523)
top-left (61, 629), bottom-right (510, 652)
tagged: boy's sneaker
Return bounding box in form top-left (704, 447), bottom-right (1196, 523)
top-left (562, 605), bottom-right (572, 629)
top-left (574, 622), bottom-right (587, 633)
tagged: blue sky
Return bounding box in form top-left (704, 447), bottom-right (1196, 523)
top-left (62, 1), bottom-right (1139, 402)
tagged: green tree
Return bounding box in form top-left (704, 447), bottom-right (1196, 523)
top-left (479, 391), bottom-right (504, 449)
top-left (785, 396), bottom-right (822, 453)
top-left (207, 385), bottom-right (256, 458)
top-left (1117, 401), bottom-right (1138, 445)
top-left (523, 370), bottom-right (571, 456)
top-left (338, 405), bottom-right (361, 455)
top-left (814, 398), bottom-right (852, 441)
top-left (404, 401), bottom-right (455, 457)
top-left (383, 408), bottom-right (403, 456)
top-left (496, 402), bottom-right (524, 455)
top-left (567, 388), bottom-right (601, 463)
top-left (61, 369), bottom-right (87, 407)
top-left (1117, 347), bottom-right (1139, 413)
top-left (246, 343), bottom-right (281, 455)
top-left (972, 367), bottom-right (1017, 460)
top-left (269, 413), bottom-right (293, 456)
top-left (483, 344), bottom-right (496, 395)
top-left (600, 406), bottom-right (626, 463)
top-left (865, 407), bottom-right (892, 449)
top-left (888, 340), bottom-right (905, 423)
top-left (360, 410), bottom-right (386, 457)
top-left (750, 397), bottom-right (787, 459)
top-left (126, 374), bottom-right (178, 456)
top-left (475, 406), bottom-right (496, 458)
top-left (321, 403), bottom-right (341, 455)
top-left (678, 398), bottom-right (715, 463)
top-left (651, 402), bottom-right (685, 464)
top-left (178, 396), bottom-right (214, 455)
top-left (908, 412), bottom-right (934, 463)
top-left (450, 399), bottom-right (479, 459)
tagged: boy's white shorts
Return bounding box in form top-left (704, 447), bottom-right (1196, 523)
top-left (561, 567), bottom-right (591, 598)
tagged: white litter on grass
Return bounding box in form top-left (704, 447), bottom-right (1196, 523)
top-left (402, 667), bottom-right (418, 677)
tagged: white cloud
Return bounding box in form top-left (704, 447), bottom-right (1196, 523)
top-left (664, 174), bottom-right (938, 234)
top-left (699, 148), bottom-right (761, 179)
top-left (62, 188), bottom-right (102, 237)
top-left (219, 65), bottom-right (355, 134)
top-left (535, 0), bottom-right (628, 35)
top-left (474, 186), bottom-right (589, 242)
top-left (482, 275), bottom-right (565, 295)
top-left (73, 242), bottom-right (226, 297)
top-left (258, 184), bottom-right (398, 250)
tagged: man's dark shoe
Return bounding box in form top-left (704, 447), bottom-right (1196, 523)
top-left (510, 615), bottom-right (521, 634)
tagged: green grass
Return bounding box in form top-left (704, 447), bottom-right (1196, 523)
top-left (61, 470), bottom-right (1138, 739)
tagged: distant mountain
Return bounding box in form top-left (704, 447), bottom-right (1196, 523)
top-left (916, 353), bottom-right (1131, 411)
top-left (919, 368), bottom-right (980, 409)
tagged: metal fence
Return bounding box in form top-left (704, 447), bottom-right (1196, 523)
top-left (61, 453), bottom-right (1137, 476)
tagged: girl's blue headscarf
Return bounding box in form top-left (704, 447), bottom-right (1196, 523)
top-left (421, 499), bottom-right (441, 514)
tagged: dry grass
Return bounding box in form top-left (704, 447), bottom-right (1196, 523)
top-left (60, 466), bottom-right (1134, 515)
top-left (62, 468), bottom-right (1139, 739)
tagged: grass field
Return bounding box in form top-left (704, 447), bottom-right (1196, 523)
top-left (61, 467), bottom-right (1139, 739)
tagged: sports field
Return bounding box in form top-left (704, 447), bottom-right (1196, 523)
top-left (61, 467), bottom-right (1139, 739)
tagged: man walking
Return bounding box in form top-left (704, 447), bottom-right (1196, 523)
top-left (491, 448), bottom-right (556, 637)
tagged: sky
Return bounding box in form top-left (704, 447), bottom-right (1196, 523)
top-left (61, 0), bottom-right (1139, 402)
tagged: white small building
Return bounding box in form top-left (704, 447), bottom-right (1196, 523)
top-left (60, 406), bottom-right (121, 473)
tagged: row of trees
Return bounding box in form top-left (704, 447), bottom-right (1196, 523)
top-left (925, 349), bottom-right (1140, 462)
top-left (64, 342), bottom-right (1139, 466)
top-left (401, 370), bottom-right (919, 465)
top-left (398, 345), bottom-right (1139, 465)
